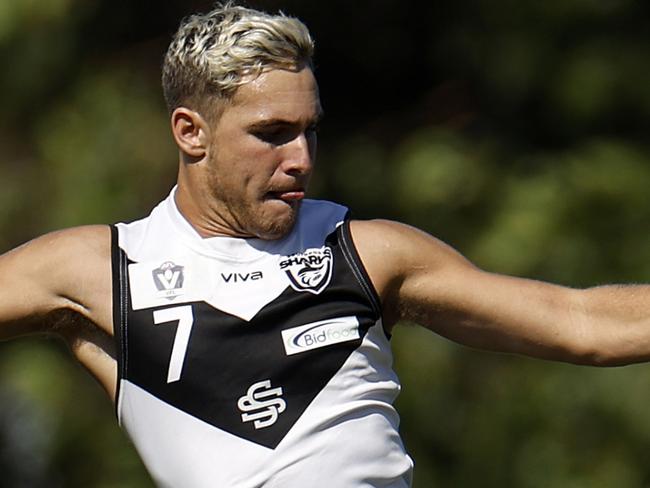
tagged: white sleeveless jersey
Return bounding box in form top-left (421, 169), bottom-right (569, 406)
top-left (111, 189), bottom-right (413, 487)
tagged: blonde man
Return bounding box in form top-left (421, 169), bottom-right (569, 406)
top-left (1, 3), bottom-right (649, 487)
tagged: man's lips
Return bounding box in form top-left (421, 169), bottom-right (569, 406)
top-left (266, 190), bottom-right (305, 202)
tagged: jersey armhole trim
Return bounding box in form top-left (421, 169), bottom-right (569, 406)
top-left (110, 224), bottom-right (128, 419)
top-left (337, 220), bottom-right (390, 339)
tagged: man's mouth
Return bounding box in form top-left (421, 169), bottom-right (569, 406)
top-left (266, 190), bottom-right (305, 202)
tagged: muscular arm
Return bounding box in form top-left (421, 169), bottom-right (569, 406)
top-left (350, 219), bottom-right (650, 366)
top-left (0, 226), bottom-right (117, 396)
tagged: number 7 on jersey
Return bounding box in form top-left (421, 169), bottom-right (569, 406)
top-left (153, 305), bottom-right (195, 383)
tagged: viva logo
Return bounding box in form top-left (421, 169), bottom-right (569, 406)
top-left (221, 271), bottom-right (264, 283)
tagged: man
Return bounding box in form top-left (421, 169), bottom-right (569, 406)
top-left (0, 3), bottom-right (648, 487)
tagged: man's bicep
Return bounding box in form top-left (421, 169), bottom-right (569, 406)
top-left (0, 226), bottom-right (111, 339)
top-left (348, 219), bottom-right (478, 330)
top-left (0, 236), bottom-right (72, 337)
top-left (367, 221), bottom-right (491, 334)
top-left (350, 219), bottom-right (585, 359)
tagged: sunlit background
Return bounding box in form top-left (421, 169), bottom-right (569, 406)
top-left (0, 0), bottom-right (649, 486)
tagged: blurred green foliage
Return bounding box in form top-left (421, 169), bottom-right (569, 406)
top-left (0, 0), bottom-right (648, 486)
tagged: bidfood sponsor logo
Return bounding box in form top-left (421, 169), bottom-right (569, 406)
top-left (281, 316), bottom-right (360, 356)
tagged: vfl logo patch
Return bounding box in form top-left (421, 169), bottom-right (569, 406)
top-left (152, 261), bottom-right (185, 300)
top-left (237, 380), bottom-right (286, 429)
top-left (279, 247), bottom-right (333, 295)
top-left (281, 316), bottom-right (360, 356)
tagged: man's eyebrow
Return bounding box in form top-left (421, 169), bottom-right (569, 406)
top-left (248, 111), bottom-right (324, 129)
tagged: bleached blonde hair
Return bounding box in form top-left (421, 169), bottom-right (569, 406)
top-left (162, 2), bottom-right (314, 116)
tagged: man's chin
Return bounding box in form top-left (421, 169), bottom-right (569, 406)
top-left (252, 201), bottom-right (301, 240)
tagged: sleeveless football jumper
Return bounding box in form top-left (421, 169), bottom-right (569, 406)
top-left (111, 189), bottom-right (413, 488)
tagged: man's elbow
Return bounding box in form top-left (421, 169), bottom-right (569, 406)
top-left (565, 339), bottom-right (639, 367)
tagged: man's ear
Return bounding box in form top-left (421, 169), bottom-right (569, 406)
top-left (171, 107), bottom-right (209, 159)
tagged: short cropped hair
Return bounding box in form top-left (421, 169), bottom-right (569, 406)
top-left (162, 2), bottom-right (314, 116)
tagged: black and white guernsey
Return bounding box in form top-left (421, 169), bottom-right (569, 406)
top-left (111, 189), bottom-right (414, 487)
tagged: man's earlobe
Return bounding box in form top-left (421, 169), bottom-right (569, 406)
top-left (171, 107), bottom-right (208, 159)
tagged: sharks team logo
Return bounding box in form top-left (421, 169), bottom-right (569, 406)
top-left (279, 247), bottom-right (333, 295)
top-left (152, 261), bottom-right (185, 300)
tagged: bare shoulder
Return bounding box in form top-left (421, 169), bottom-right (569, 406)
top-left (0, 225), bottom-right (113, 336)
top-left (5, 225), bottom-right (111, 291)
top-left (349, 219), bottom-right (467, 263)
top-left (348, 219), bottom-right (474, 282)
top-left (13, 224), bottom-right (111, 257)
top-left (348, 219), bottom-right (477, 327)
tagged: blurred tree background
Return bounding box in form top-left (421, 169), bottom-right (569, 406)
top-left (0, 0), bottom-right (648, 486)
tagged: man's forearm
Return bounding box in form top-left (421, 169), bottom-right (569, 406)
top-left (574, 284), bottom-right (650, 366)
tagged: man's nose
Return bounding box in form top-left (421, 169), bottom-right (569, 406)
top-left (281, 133), bottom-right (315, 175)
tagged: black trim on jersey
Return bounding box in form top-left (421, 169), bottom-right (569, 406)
top-left (110, 224), bottom-right (128, 417)
top-left (337, 220), bottom-right (384, 323)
